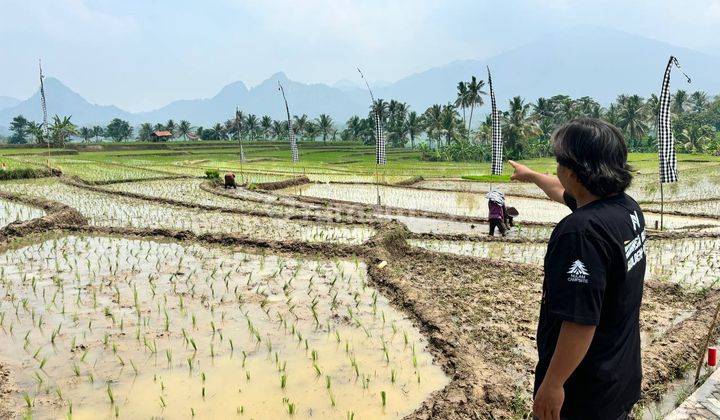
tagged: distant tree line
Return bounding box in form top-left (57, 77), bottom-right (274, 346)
top-left (4, 84), bottom-right (720, 160)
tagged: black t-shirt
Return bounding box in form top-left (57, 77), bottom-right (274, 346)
top-left (535, 192), bottom-right (646, 419)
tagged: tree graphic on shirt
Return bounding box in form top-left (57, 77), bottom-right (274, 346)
top-left (568, 260), bottom-right (589, 276)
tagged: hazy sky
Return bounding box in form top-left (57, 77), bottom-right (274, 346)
top-left (1, 0), bottom-right (719, 111)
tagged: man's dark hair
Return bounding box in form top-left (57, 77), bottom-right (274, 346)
top-left (552, 118), bottom-right (633, 196)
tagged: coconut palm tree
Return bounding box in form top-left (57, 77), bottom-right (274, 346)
top-left (343, 116), bottom-right (364, 141)
top-left (165, 120), bottom-right (176, 138)
top-left (212, 123), bottom-right (227, 140)
top-left (454, 81), bottom-right (468, 134)
top-left (405, 111), bottom-right (423, 149)
top-left (645, 94), bottom-right (660, 130)
top-left (465, 76), bottom-right (486, 135)
top-left (245, 114), bottom-right (259, 140)
top-left (371, 100), bottom-right (388, 123)
top-left (177, 120), bottom-right (191, 140)
top-left (532, 97), bottom-right (555, 120)
top-left (305, 121), bottom-right (319, 141)
top-left (603, 103), bottom-right (621, 127)
top-left (689, 91), bottom-right (709, 113)
top-left (316, 114), bottom-right (333, 142)
top-left (260, 115), bottom-right (273, 140)
top-left (138, 123), bottom-right (154, 141)
top-left (271, 120), bottom-right (284, 139)
top-left (92, 126), bottom-right (104, 142)
top-left (556, 97), bottom-right (578, 123)
top-left (671, 90), bottom-right (689, 115)
top-left (79, 127), bottom-right (93, 143)
top-left (576, 97), bottom-right (602, 118)
top-left (617, 95), bottom-right (648, 147)
top-left (293, 114), bottom-right (308, 140)
top-left (422, 104), bottom-right (443, 148)
top-left (439, 104), bottom-right (461, 146)
top-left (503, 97), bottom-right (537, 159)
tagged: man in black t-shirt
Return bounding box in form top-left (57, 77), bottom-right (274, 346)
top-left (509, 119), bottom-right (646, 420)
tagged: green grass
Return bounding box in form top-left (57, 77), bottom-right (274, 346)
top-left (1, 141), bottom-right (718, 183)
top-left (461, 174), bottom-right (511, 182)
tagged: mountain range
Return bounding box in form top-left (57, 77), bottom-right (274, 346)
top-left (2, 27), bottom-right (719, 130)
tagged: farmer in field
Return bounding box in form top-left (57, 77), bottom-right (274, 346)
top-left (509, 118), bottom-right (646, 420)
top-left (486, 187), bottom-right (507, 236)
top-left (224, 172), bottom-right (237, 189)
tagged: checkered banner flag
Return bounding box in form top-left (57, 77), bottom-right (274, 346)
top-left (357, 68), bottom-right (386, 165)
top-left (235, 109), bottom-right (246, 162)
top-left (278, 82), bottom-right (299, 163)
top-left (39, 59), bottom-right (48, 140)
top-left (289, 127), bottom-right (299, 163)
top-left (488, 66), bottom-right (502, 175)
top-left (374, 111), bottom-right (386, 165)
top-left (658, 56), bottom-right (691, 183)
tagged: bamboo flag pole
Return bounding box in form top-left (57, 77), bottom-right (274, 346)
top-left (236, 107), bottom-right (245, 184)
top-left (357, 68), bottom-right (383, 206)
top-left (660, 183), bottom-right (664, 230)
top-left (278, 82), bottom-right (299, 178)
top-left (39, 59), bottom-right (50, 167)
top-left (657, 56), bottom-right (691, 230)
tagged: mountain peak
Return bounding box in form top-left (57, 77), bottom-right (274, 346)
top-left (268, 71), bottom-right (289, 82)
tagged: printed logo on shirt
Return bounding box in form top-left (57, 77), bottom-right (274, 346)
top-left (630, 211), bottom-right (641, 232)
top-left (625, 210), bottom-right (646, 272)
top-left (567, 260), bottom-right (590, 283)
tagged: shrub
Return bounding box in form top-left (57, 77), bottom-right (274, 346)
top-left (0, 167), bottom-right (53, 180)
top-left (419, 141), bottom-right (490, 162)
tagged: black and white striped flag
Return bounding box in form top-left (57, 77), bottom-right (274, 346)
top-left (374, 109), bottom-right (386, 165)
top-left (235, 108), bottom-right (246, 162)
top-left (488, 66), bottom-right (502, 175)
top-left (278, 82), bottom-right (299, 163)
top-left (39, 59), bottom-right (48, 141)
top-left (658, 56), bottom-right (691, 183)
top-left (358, 68), bottom-right (386, 165)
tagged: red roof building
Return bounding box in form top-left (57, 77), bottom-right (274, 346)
top-left (152, 130), bottom-right (173, 138)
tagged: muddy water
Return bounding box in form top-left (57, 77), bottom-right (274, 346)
top-left (0, 179), bottom-right (375, 245)
top-left (105, 179), bottom-right (344, 220)
top-left (642, 211), bottom-right (720, 230)
top-left (284, 183), bottom-right (571, 223)
top-left (0, 199), bottom-right (45, 227)
top-left (643, 200), bottom-right (720, 218)
top-left (380, 214), bottom-right (553, 238)
top-left (410, 237), bottom-right (720, 289)
top-left (0, 236), bottom-right (448, 419)
top-left (415, 180), bottom-right (546, 197)
top-left (410, 239), bottom-right (546, 265)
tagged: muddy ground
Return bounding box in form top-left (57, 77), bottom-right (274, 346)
top-left (0, 179), bottom-right (719, 419)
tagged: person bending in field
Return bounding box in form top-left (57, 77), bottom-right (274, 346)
top-left (486, 187), bottom-right (507, 236)
top-left (509, 118), bottom-right (646, 420)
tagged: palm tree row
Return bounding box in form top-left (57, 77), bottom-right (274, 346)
top-left (6, 84), bottom-right (718, 155)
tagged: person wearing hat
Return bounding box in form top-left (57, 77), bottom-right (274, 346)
top-left (486, 187), bottom-right (507, 236)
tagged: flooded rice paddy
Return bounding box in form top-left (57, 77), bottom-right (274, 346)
top-left (284, 182), bottom-right (720, 230)
top-left (284, 183), bottom-right (571, 223)
top-left (0, 236), bottom-right (448, 418)
top-left (0, 168), bottom-right (718, 418)
top-left (0, 200), bottom-right (45, 227)
top-left (0, 179), bottom-right (374, 244)
top-left (410, 237), bottom-right (720, 289)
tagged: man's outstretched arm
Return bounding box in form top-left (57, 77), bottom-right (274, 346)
top-left (533, 321), bottom-right (596, 420)
top-left (508, 160), bottom-right (565, 204)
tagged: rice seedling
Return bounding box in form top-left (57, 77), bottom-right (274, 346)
top-left (0, 234), bottom-right (447, 418)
